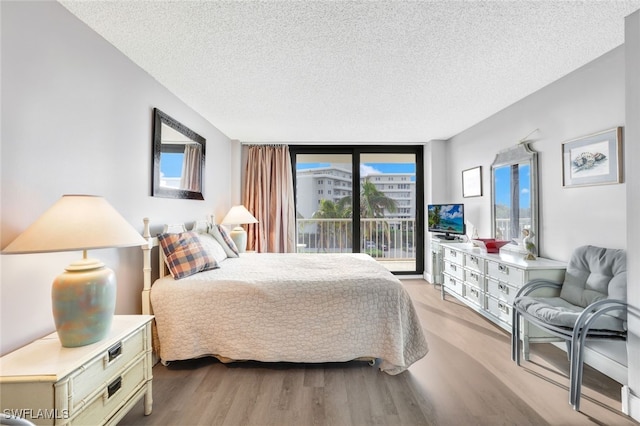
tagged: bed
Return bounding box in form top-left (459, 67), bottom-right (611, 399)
top-left (141, 218), bottom-right (428, 375)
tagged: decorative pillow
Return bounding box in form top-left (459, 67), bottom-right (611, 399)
top-left (158, 231), bottom-right (219, 279)
top-left (208, 224), bottom-right (239, 257)
top-left (197, 232), bottom-right (228, 263)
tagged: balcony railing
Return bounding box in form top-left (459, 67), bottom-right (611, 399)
top-left (296, 218), bottom-right (416, 261)
top-left (495, 218), bottom-right (531, 241)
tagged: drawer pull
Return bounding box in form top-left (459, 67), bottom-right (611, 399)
top-left (498, 283), bottom-right (508, 294)
top-left (449, 278), bottom-right (456, 286)
top-left (498, 302), bottom-right (510, 315)
top-left (450, 250), bottom-right (457, 257)
top-left (498, 264), bottom-right (509, 274)
top-left (470, 288), bottom-right (479, 297)
top-left (107, 376), bottom-right (122, 398)
top-left (470, 272), bottom-right (478, 280)
top-left (108, 342), bottom-right (122, 362)
top-left (470, 255), bottom-right (478, 264)
top-left (450, 264), bottom-right (457, 272)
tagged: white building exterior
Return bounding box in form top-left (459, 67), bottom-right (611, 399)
top-left (296, 164), bottom-right (415, 219)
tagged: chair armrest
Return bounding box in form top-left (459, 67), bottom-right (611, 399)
top-left (574, 299), bottom-right (628, 332)
top-left (515, 278), bottom-right (563, 298)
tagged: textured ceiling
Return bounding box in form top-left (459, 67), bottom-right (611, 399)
top-left (59, 1), bottom-right (640, 143)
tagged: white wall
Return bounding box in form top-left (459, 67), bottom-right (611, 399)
top-left (624, 10), bottom-right (640, 421)
top-left (441, 45), bottom-right (631, 380)
top-left (446, 46), bottom-right (627, 259)
top-left (0, 1), bottom-right (233, 355)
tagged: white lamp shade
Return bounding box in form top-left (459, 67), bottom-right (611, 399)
top-left (221, 205), bottom-right (258, 225)
top-left (2, 195), bottom-right (147, 254)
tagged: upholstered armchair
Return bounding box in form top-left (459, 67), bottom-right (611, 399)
top-left (511, 245), bottom-right (627, 410)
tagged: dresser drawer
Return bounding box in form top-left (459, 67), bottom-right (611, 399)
top-left (463, 284), bottom-right (484, 308)
top-left (71, 357), bottom-right (146, 425)
top-left (68, 324), bottom-right (145, 415)
top-left (487, 278), bottom-right (517, 305)
top-left (487, 295), bottom-right (512, 325)
top-left (487, 260), bottom-right (524, 287)
top-left (443, 247), bottom-right (463, 264)
top-left (464, 268), bottom-right (485, 290)
top-left (0, 316), bottom-right (153, 426)
top-left (443, 260), bottom-right (464, 281)
top-left (464, 253), bottom-right (485, 273)
top-left (443, 275), bottom-right (464, 297)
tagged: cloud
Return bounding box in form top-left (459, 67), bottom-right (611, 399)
top-left (360, 164), bottom-right (381, 177)
top-left (441, 205), bottom-right (463, 219)
top-left (521, 188), bottom-right (530, 195)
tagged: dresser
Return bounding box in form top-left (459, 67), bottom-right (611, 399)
top-left (0, 315), bottom-right (153, 426)
top-left (436, 242), bottom-right (566, 359)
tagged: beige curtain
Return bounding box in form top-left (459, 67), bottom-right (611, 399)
top-left (243, 145), bottom-right (296, 253)
top-left (180, 144), bottom-right (201, 191)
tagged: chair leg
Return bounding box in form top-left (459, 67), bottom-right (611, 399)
top-left (565, 341), bottom-right (572, 362)
top-left (568, 328), bottom-right (586, 410)
top-left (572, 332), bottom-right (588, 411)
top-left (512, 310), bottom-right (520, 364)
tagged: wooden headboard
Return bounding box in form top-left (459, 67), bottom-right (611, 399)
top-left (140, 217), bottom-right (213, 315)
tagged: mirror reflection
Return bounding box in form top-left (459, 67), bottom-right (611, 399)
top-left (152, 108), bottom-right (205, 200)
top-left (491, 143), bottom-right (538, 250)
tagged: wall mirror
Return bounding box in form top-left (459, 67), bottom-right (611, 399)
top-left (491, 143), bottom-right (538, 251)
top-left (152, 108), bottom-right (205, 200)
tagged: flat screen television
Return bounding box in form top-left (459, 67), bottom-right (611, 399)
top-left (428, 204), bottom-right (465, 239)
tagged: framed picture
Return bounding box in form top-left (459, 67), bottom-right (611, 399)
top-left (462, 166), bottom-right (482, 197)
top-left (562, 127), bottom-right (623, 187)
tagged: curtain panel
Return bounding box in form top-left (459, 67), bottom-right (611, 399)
top-left (180, 144), bottom-right (202, 191)
top-left (243, 145), bottom-right (296, 253)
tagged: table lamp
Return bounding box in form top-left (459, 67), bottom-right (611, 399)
top-left (1, 195), bottom-right (147, 347)
top-left (221, 205), bottom-right (258, 252)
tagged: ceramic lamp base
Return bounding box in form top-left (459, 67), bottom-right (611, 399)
top-left (52, 258), bottom-right (116, 347)
top-left (230, 226), bottom-right (248, 252)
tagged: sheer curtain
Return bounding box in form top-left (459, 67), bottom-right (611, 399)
top-left (180, 144), bottom-right (201, 191)
top-left (243, 145), bottom-right (296, 253)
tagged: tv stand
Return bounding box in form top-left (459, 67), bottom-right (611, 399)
top-left (437, 234), bottom-right (458, 240)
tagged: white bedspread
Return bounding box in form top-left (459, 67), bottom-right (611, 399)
top-left (150, 253), bottom-right (428, 374)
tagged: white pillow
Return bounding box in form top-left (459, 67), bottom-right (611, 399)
top-left (198, 233), bottom-right (228, 263)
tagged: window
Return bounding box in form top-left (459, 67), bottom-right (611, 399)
top-left (291, 146), bottom-right (424, 275)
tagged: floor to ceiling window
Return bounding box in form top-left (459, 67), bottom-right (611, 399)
top-left (290, 146), bottom-right (424, 275)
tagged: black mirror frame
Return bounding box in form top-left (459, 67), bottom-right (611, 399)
top-left (152, 108), bottom-right (205, 200)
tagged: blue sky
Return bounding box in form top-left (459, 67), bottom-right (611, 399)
top-left (494, 164), bottom-right (530, 208)
top-left (297, 162), bottom-right (416, 182)
top-left (161, 153), bottom-right (184, 177)
top-left (297, 162), bottom-right (415, 174)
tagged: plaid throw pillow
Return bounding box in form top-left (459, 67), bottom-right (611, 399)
top-left (208, 224), bottom-right (239, 257)
top-left (216, 225), bottom-right (239, 255)
top-left (158, 231), bottom-right (219, 279)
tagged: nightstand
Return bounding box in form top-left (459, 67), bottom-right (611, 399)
top-left (0, 315), bottom-right (153, 426)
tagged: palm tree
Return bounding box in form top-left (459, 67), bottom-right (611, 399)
top-left (312, 199), bottom-right (350, 252)
top-left (338, 178), bottom-right (397, 250)
top-left (360, 179), bottom-right (397, 218)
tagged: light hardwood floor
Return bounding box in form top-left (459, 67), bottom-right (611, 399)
top-left (119, 280), bottom-right (637, 425)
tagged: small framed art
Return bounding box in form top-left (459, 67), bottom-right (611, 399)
top-left (562, 127), bottom-right (623, 187)
top-left (462, 166), bottom-right (482, 197)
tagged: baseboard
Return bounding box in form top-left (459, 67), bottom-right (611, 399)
top-left (622, 385), bottom-right (640, 418)
top-left (551, 342), bottom-right (628, 384)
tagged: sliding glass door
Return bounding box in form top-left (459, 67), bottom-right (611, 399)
top-left (294, 152), bottom-right (353, 255)
top-left (291, 146), bottom-right (423, 275)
